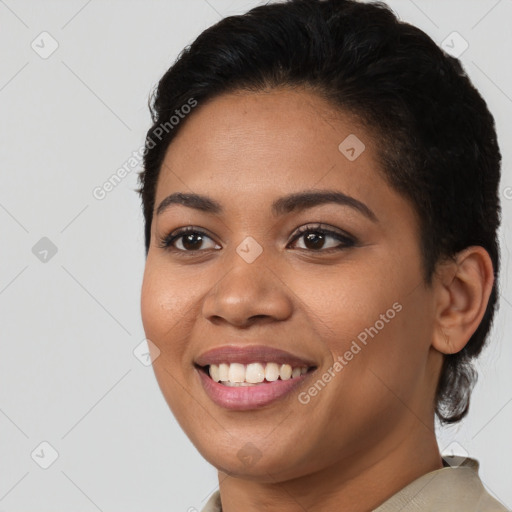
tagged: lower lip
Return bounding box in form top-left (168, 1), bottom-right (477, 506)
top-left (196, 367), bottom-right (313, 410)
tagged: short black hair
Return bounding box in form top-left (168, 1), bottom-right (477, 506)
top-left (138, 0), bottom-right (502, 425)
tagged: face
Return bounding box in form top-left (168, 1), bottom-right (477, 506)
top-left (141, 87), bottom-right (443, 482)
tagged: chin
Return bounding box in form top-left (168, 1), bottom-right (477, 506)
top-left (195, 439), bottom-right (313, 483)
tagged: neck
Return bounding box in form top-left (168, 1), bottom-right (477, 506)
top-left (216, 420), bottom-right (443, 512)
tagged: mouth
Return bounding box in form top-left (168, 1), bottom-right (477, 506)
top-left (193, 344), bottom-right (318, 410)
top-left (195, 362), bottom-right (317, 411)
top-left (195, 362), bottom-right (316, 386)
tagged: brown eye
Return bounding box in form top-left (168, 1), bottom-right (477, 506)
top-left (289, 224), bottom-right (355, 252)
top-left (159, 227), bottom-right (220, 252)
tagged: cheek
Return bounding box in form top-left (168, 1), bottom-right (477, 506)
top-left (322, 289), bottom-right (431, 427)
top-left (141, 270), bottom-right (167, 340)
top-left (140, 262), bottom-right (194, 362)
top-left (286, 263), bottom-right (403, 350)
top-left (140, 263), bottom-right (198, 421)
top-left (297, 260), bottom-right (427, 393)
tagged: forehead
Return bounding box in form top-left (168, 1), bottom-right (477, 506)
top-left (154, 88), bottom-right (416, 232)
top-left (158, 89), bottom-right (376, 192)
top-left (166, 87), bottom-right (368, 158)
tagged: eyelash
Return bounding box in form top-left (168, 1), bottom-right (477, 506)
top-left (158, 224), bottom-right (356, 255)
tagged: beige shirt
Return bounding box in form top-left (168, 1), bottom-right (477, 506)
top-left (200, 456), bottom-right (510, 511)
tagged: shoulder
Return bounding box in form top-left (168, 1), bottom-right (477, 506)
top-left (198, 458), bottom-right (510, 512)
top-left (373, 457), bottom-right (510, 512)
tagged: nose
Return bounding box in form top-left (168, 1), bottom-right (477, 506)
top-left (201, 252), bottom-right (293, 328)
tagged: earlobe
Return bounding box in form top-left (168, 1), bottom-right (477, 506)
top-left (437, 326), bottom-right (455, 354)
top-left (432, 246), bottom-right (494, 355)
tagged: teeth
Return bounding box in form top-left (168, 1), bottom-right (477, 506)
top-left (208, 362), bottom-right (310, 385)
top-left (246, 362), bottom-right (265, 383)
top-left (280, 364), bottom-right (292, 380)
top-left (265, 362), bottom-right (280, 382)
top-left (218, 363), bottom-right (229, 381)
top-left (209, 363), bottom-right (220, 382)
top-left (228, 362), bottom-right (245, 383)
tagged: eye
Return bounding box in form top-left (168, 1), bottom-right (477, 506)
top-left (158, 226), bottom-right (220, 253)
top-left (288, 223), bottom-right (355, 252)
top-left (158, 223), bottom-right (356, 254)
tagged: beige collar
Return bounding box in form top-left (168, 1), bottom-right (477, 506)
top-left (201, 457), bottom-right (508, 512)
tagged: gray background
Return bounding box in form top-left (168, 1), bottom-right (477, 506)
top-left (0, 0), bottom-right (511, 510)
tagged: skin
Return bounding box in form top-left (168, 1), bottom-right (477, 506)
top-left (140, 87), bottom-right (494, 512)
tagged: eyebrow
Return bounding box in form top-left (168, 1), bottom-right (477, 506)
top-left (156, 190), bottom-right (378, 222)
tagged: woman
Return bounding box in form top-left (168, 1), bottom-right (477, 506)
top-left (137, 0), bottom-right (508, 510)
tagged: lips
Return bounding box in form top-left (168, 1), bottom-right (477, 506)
top-left (195, 344), bottom-right (317, 367)
top-left (194, 344), bottom-right (318, 410)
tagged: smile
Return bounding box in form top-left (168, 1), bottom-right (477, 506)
top-left (195, 363), bottom-right (317, 410)
top-left (208, 362), bottom-right (310, 386)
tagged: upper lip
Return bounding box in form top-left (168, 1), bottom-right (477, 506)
top-left (195, 344), bottom-right (317, 368)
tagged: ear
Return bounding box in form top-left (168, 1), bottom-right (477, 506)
top-left (431, 246), bottom-right (495, 355)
